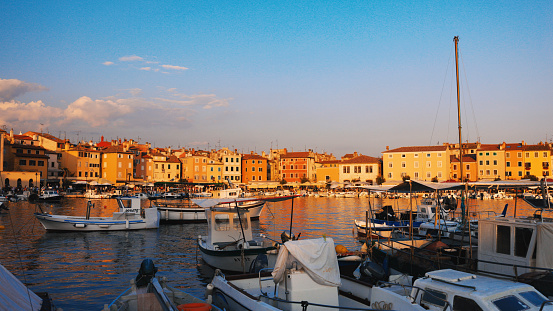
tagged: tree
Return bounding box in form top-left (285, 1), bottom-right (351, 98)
top-left (527, 174), bottom-right (539, 181)
top-left (376, 176), bottom-right (385, 185)
top-left (300, 177), bottom-right (309, 183)
top-left (402, 175), bottom-right (411, 182)
top-left (280, 179), bottom-right (288, 185)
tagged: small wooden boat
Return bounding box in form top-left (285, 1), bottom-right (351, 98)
top-left (34, 197), bottom-right (159, 231)
top-left (104, 259), bottom-right (219, 311)
top-left (198, 207), bottom-right (276, 273)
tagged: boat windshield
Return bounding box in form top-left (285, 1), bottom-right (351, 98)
top-left (519, 291), bottom-right (547, 307)
top-left (233, 215), bottom-right (248, 230)
top-left (492, 295), bottom-right (529, 311)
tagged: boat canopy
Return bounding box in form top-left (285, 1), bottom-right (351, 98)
top-left (272, 237), bottom-right (341, 287)
top-left (388, 180), bottom-right (465, 192)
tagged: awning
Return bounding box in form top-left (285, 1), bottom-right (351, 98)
top-left (389, 180), bottom-right (465, 192)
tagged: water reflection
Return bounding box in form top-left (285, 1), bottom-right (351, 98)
top-left (0, 196), bottom-right (535, 310)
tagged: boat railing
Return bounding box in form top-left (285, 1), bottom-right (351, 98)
top-left (258, 267), bottom-right (275, 296)
top-left (539, 300), bottom-right (553, 311)
top-left (376, 280), bottom-right (452, 311)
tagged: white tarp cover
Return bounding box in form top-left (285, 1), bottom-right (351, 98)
top-left (271, 238), bottom-right (341, 287)
top-left (0, 264), bottom-right (42, 311)
top-left (536, 223), bottom-right (553, 269)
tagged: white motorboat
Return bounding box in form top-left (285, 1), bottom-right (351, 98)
top-left (38, 189), bottom-right (63, 201)
top-left (198, 207), bottom-right (276, 273)
top-left (207, 237), bottom-right (426, 311)
top-left (84, 189), bottom-right (111, 199)
top-left (34, 197), bottom-right (160, 231)
top-left (354, 219), bottom-right (402, 238)
top-left (208, 237), bottom-right (553, 311)
top-left (104, 259), bottom-right (220, 311)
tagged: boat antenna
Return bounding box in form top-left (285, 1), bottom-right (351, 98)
top-left (289, 196), bottom-right (294, 237)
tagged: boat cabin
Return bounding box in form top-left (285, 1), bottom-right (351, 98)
top-left (205, 208), bottom-right (253, 248)
top-left (478, 215), bottom-right (553, 277)
top-left (117, 197), bottom-right (142, 214)
top-left (412, 269), bottom-right (550, 311)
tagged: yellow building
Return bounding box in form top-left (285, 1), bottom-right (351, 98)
top-left (523, 144), bottom-right (551, 178)
top-left (207, 159), bottom-right (224, 183)
top-left (316, 160), bottom-right (341, 183)
top-left (476, 144), bottom-right (506, 180)
top-left (382, 145), bottom-right (450, 183)
top-left (101, 146), bottom-right (134, 185)
top-left (61, 145), bottom-right (102, 181)
top-left (135, 154), bottom-right (154, 182)
top-left (503, 142), bottom-right (525, 180)
top-left (339, 155), bottom-right (380, 184)
top-left (151, 153), bottom-right (181, 182)
top-left (180, 154), bottom-right (209, 183)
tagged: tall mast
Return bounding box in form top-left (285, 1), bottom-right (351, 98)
top-left (454, 36), bottom-right (463, 181)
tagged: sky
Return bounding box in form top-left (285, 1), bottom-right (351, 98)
top-left (1, 1), bottom-right (552, 158)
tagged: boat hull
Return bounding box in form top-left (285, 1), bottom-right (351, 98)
top-left (198, 240), bottom-right (275, 273)
top-left (157, 201), bottom-right (265, 222)
top-left (34, 208), bottom-right (160, 231)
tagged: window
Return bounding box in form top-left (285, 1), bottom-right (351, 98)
top-left (453, 296), bottom-right (483, 311)
top-left (492, 296), bottom-right (528, 311)
top-left (401, 154), bottom-right (406, 158)
top-left (518, 161), bottom-right (522, 167)
top-left (252, 167), bottom-right (256, 172)
top-left (479, 160), bottom-right (483, 165)
top-left (414, 172), bottom-right (419, 178)
top-left (252, 175), bottom-right (256, 181)
top-left (38, 161), bottom-right (45, 166)
top-left (388, 163), bottom-right (393, 168)
top-left (506, 153), bottom-right (510, 158)
top-left (401, 161), bottom-right (406, 168)
top-left (426, 154), bottom-right (431, 158)
top-left (486, 160), bottom-right (490, 165)
top-left (514, 227), bottom-right (533, 258)
top-left (544, 152), bottom-right (548, 158)
top-left (426, 161), bottom-right (431, 168)
top-left (507, 162), bottom-right (511, 167)
top-left (414, 154), bottom-right (419, 158)
top-left (437, 161), bottom-right (442, 168)
top-left (535, 152), bottom-right (539, 158)
top-left (19, 159), bottom-right (26, 165)
top-left (421, 289), bottom-right (447, 307)
top-left (493, 170), bottom-right (498, 175)
top-left (426, 172), bottom-right (431, 178)
top-left (466, 164), bottom-right (470, 170)
top-left (438, 153), bottom-right (442, 157)
top-left (496, 225), bottom-right (511, 255)
top-left (29, 160), bottom-right (36, 166)
top-left (387, 173), bottom-right (392, 179)
top-left (519, 291), bottom-right (547, 307)
top-left (518, 152), bottom-right (522, 158)
top-left (494, 160), bottom-right (497, 165)
top-left (414, 162), bottom-right (419, 168)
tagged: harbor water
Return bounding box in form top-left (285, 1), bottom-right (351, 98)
top-left (0, 196), bottom-right (536, 310)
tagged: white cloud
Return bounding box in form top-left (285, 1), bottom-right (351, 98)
top-left (103, 61), bottom-right (114, 66)
top-left (119, 55), bottom-right (144, 62)
top-left (0, 100), bottom-right (63, 127)
top-left (157, 93), bottom-right (230, 109)
top-left (0, 78), bottom-right (47, 101)
top-left (140, 67), bottom-right (151, 71)
top-left (128, 88), bottom-right (142, 97)
top-left (64, 96), bottom-right (133, 127)
top-left (161, 64), bottom-right (188, 71)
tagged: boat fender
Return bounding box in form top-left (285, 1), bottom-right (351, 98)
top-left (177, 302), bottom-right (212, 311)
top-left (205, 283), bottom-right (214, 303)
top-left (238, 241), bottom-right (250, 249)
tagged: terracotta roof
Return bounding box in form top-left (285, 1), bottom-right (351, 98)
top-left (450, 154), bottom-right (477, 162)
top-left (478, 144), bottom-right (500, 151)
top-left (281, 152), bottom-right (313, 158)
top-left (317, 160), bottom-right (342, 164)
top-left (13, 134), bottom-right (32, 140)
top-left (101, 145), bottom-right (131, 153)
top-left (341, 155), bottom-right (380, 164)
top-left (25, 131), bottom-right (66, 143)
top-left (525, 144), bottom-right (551, 151)
top-left (242, 154), bottom-right (267, 160)
top-left (383, 145), bottom-right (447, 153)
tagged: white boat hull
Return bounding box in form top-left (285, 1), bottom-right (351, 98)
top-left (157, 201), bottom-right (265, 222)
top-left (198, 239), bottom-right (274, 273)
top-left (34, 208), bottom-right (160, 231)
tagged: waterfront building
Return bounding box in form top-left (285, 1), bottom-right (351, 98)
top-left (280, 150), bottom-right (316, 183)
top-left (215, 148), bottom-right (241, 183)
top-left (241, 153), bottom-right (268, 183)
top-left (382, 145), bottom-right (450, 183)
top-left (134, 153), bottom-right (154, 182)
top-left (1, 134), bottom-right (48, 188)
top-left (207, 158), bottom-right (224, 183)
top-left (523, 143), bottom-right (551, 178)
top-left (503, 142), bottom-right (526, 179)
top-left (61, 144), bottom-right (102, 182)
top-left (450, 154), bottom-right (478, 181)
top-left (315, 160), bottom-right (341, 183)
top-left (338, 154), bottom-right (380, 184)
top-left (100, 145), bottom-right (134, 185)
top-left (476, 144), bottom-right (506, 181)
top-left (180, 154), bottom-right (209, 183)
top-left (151, 152), bottom-right (181, 182)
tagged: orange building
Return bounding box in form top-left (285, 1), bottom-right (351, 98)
top-left (450, 154), bottom-right (478, 181)
top-left (241, 154), bottom-right (268, 183)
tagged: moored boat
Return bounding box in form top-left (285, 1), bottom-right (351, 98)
top-left (34, 197), bottom-right (160, 231)
top-left (104, 259), bottom-right (220, 311)
top-left (198, 207), bottom-right (276, 273)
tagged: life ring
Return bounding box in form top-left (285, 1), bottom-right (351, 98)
top-left (177, 302), bottom-right (212, 311)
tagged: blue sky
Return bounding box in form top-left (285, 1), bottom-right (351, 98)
top-left (1, 0), bottom-right (552, 158)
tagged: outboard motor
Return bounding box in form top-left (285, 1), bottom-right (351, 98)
top-left (356, 259), bottom-right (387, 283)
top-left (281, 230), bottom-right (297, 243)
top-left (136, 259), bottom-right (158, 288)
top-left (249, 254), bottom-right (269, 273)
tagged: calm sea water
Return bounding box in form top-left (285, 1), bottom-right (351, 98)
top-left (0, 196), bottom-right (535, 310)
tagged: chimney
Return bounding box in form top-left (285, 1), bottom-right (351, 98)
top-left (386, 146), bottom-right (389, 151)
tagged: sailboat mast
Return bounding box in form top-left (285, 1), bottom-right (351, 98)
top-left (454, 36), bottom-right (463, 181)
